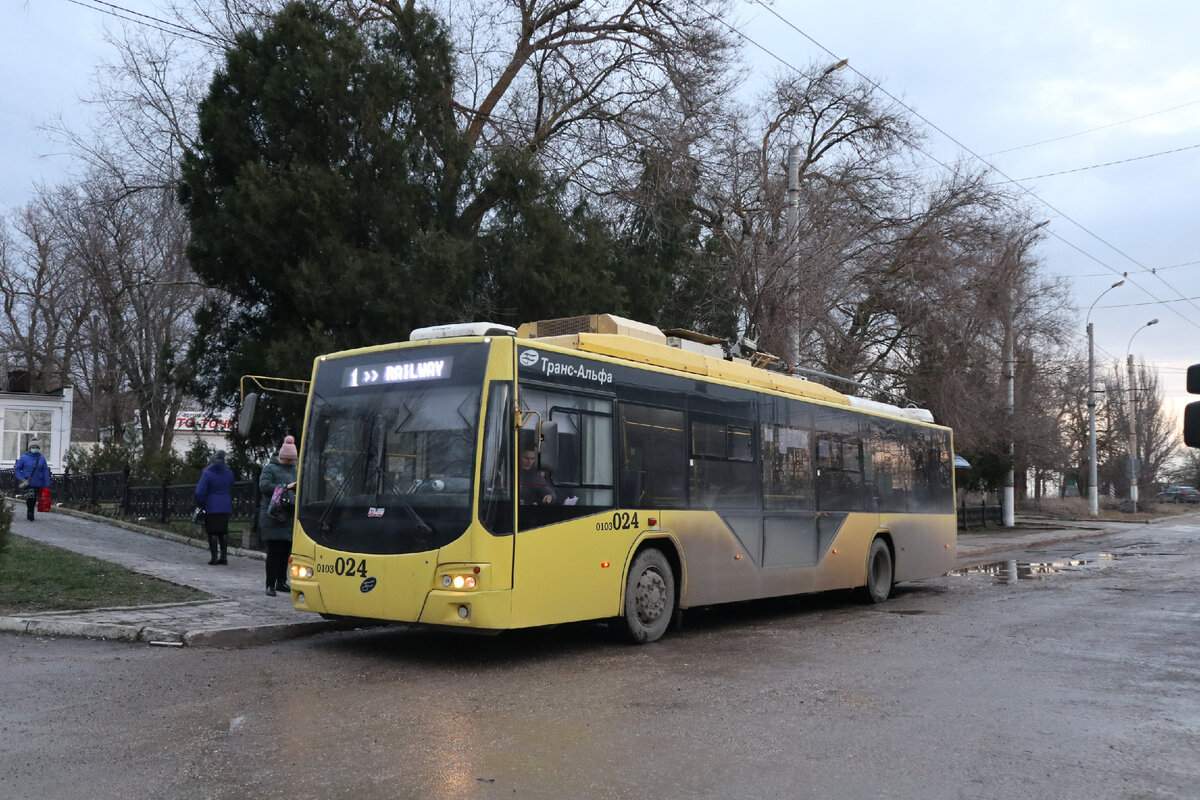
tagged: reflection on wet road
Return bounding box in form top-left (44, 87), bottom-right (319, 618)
top-left (952, 545), bottom-right (1184, 585)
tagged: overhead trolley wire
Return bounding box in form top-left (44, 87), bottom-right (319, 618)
top-left (731, 0), bottom-right (1200, 332)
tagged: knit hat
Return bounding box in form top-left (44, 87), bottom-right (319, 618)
top-left (278, 435), bottom-right (298, 461)
top-left (211, 450), bottom-right (226, 463)
top-left (28, 438), bottom-right (39, 452)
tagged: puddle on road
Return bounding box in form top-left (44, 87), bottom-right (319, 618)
top-left (950, 553), bottom-right (1128, 585)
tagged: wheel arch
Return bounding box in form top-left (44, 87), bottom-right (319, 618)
top-left (623, 534), bottom-right (683, 612)
top-left (868, 528), bottom-right (896, 581)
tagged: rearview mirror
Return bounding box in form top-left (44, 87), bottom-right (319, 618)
top-left (1185, 402), bottom-right (1200, 448)
top-left (539, 422), bottom-right (559, 473)
top-left (238, 393), bottom-right (258, 439)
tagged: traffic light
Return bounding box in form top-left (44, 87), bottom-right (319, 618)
top-left (1185, 365), bottom-right (1200, 447)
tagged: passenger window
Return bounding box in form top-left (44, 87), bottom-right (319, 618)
top-left (689, 417), bottom-right (758, 509)
top-left (619, 404), bottom-right (686, 508)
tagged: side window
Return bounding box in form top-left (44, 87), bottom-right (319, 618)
top-left (761, 424), bottom-right (814, 510)
top-left (619, 404), bottom-right (686, 508)
top-left (868, 419), bottom-right (914, 513)
top-left (517, 386), bottom-right (614, 530)
top-left (689, 416), bottom-right (758, 509)
top-left (913, 428), bottom-right (953, 512)
top-left (815, 433), bottom-right (865, 511)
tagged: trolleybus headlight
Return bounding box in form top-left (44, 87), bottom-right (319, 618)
top-left (290, 564), bottom-right (314, 579)
top-left (441, 573), bottom-right (479, 590)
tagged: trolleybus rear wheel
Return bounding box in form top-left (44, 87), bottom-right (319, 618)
top-left (623, 548), bottom-right (675, 644)
top-left (864, 537), bottom-right (894, 604)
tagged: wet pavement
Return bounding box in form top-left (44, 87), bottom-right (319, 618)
top-left (0, 502), bottom-right (1170, 647)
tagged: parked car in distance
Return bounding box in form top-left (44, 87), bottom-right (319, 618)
top-left (1156, 485), bottom-right (1200, 503)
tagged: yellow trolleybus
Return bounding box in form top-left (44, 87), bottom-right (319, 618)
top-left (282, 314), bottom-right (956, 642)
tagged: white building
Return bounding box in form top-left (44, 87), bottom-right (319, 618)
top-left (0, 384), bottom-right (74, 472)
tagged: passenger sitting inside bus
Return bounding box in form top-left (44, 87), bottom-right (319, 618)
top-left (519, 448), bottom-right (557, 505)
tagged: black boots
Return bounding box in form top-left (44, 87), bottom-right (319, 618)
top-left (265, 583), bottom-right (277, 597)
top-left (207, 535), bottom-right (229, 565)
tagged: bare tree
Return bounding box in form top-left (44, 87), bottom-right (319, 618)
top-left (0, 200), bottom-right (89, 393)
top-left (48, 174), bottom-right (203, 460)
top-left (1099, 359), bottom-right (1176, 497)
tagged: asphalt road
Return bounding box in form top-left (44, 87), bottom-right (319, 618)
top-left (2, 520), bottom-right (1198, 800)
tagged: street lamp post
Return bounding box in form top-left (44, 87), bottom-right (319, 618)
top-left (1125, 319), bottom-right (1159, 512)
top-left (1086, 280), bottom-right (1124, 516)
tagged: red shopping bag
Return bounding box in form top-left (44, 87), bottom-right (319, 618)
top-left (37, 487), bottom-right (51, 512)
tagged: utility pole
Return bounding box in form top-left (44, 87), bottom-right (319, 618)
top-left (1128, 354), bottom-right (1139, 512)
top-left (1004, 285), bottom-right (1015, 527)
top-left (1086, 280), bottom-right (1123, 516)
top-left (1000, 220), bottom-right (1049, 527)
top-left (782, 59), bottom-right (847, 367)
top-left (1125, 319), bottom-right (1158, 512)
top-left (784, 144), bottom-right (801, 365)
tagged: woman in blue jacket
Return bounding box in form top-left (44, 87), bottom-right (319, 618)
top-left (195, 450), bottom-right (236, 565)
top-left (14, 438), bottom-right (50, 521)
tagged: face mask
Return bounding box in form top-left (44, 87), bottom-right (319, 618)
top-left (29, 446), bottom-right (39, 453)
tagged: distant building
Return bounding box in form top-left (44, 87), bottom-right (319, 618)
top-left (0, 374), bottom-right (75, 472)
top-left (171, 411), bottom-right (235, 456)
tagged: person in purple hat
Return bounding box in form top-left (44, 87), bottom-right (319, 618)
top-left (258, 435), bottom-right (298, 596)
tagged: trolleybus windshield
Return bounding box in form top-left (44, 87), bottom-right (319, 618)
top-left (298, 343), bottom-right (488, 555)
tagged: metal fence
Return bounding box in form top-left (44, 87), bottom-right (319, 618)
top-left (958, 500), bottom-right (1003, 529)
top-left (5, 464), bottom-right (1002, 532)
top-left (0, 467), bottom-right (259, 525)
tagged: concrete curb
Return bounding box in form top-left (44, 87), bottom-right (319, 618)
top-left (0, 611), bottom-right (347, 647)
top-left (0, 616), bottom-right (142, 642)
top-left (182, 620), bottom-right (344, 648)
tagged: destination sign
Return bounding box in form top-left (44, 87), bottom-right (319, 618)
top-left (341, 357), bottom-right (453, 388)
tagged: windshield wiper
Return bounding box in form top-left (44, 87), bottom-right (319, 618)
top-left (318, 449), bottom-right (367, 532)
top-left (374, 425), bottom-right (433, 536)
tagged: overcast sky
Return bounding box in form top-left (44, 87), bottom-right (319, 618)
top-left (3, 0), bottom-right (1198, 417)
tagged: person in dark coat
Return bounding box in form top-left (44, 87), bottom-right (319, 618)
top-left (259, 435), bottom-right (298, 596)
top-left (13, 438), bottom-right (51, 522)
top-left (195, 450), bottom-right (236, 565)
top-left (519, 447), bottom-right (557, 505)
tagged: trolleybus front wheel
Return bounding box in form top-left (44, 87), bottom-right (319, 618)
top-left (863, 537), bottom-right (894, 604)
top-left (623, 548), bottom-right (675, 644)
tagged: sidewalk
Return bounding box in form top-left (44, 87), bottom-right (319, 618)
top-left (0, 505), bottom-right (1136, 647)
top-left (0, 504), bottom-right (351, 647)
top-left (954, 519), bottom-right (1131, 564)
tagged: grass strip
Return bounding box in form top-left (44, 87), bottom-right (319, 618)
top-left (0, 534), bottom-right (208, 615)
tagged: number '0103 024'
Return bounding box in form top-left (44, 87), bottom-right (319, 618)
top-left (316, 557), bottom-right (369, 577)
top-left (596, 512), bottom-right (639, 531)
